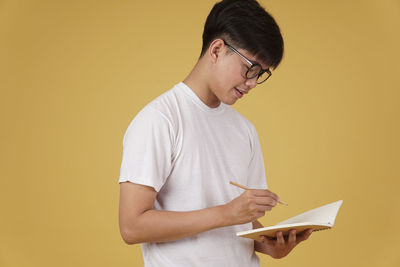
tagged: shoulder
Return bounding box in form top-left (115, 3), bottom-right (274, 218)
top-left (131, 83), bottom-right (182, 124)
top-left (123, 84), bottom-right (183, 143)
top-left (144, 84), bottom-right (183, 124)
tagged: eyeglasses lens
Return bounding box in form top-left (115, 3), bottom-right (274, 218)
top-left (246, 65), bottom-right (261, 79)
top-left (256, 71), bottom-right (270, 84)
top-left (246, 65), bottom-right (270, 84)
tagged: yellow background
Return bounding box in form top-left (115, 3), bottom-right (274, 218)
top-left (1, 0), bottom-right (399, 266)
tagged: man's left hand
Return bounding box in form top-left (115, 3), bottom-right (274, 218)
top-left (256, 229), bottom-right (313, 259)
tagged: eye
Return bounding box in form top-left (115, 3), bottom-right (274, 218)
top-left (247, 65), bottom-right (261, 78)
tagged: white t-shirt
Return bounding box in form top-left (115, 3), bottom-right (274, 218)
top-left (119, 82), bottom-right (267, 267)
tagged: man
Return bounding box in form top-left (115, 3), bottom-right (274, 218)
top-left (118, 0), bottom-right (312, 266)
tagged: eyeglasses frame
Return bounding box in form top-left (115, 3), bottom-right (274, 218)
top-left (223, 41), bottom-right (272, 84)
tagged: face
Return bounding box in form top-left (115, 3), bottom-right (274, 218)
top-left (209, 40), bottom-right (270, 106)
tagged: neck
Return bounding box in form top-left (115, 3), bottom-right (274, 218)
top-left (183, 59), bottom-right (221, 108)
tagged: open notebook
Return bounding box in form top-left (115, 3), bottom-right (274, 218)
top-left (237, 200), bottom-right (343, 242)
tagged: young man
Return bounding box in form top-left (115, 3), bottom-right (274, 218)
top-left (118, 0), bottom-right (312, 266)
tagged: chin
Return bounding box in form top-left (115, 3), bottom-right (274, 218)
top-left (221, 98), bottom-right (237, 106)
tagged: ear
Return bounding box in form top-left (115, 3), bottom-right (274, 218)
top-left (208, 39), bottom-right (226, 64)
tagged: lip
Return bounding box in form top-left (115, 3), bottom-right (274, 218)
top-left (234, 87), bottom-right (244, 98)
top-left (235, 87), bottom-right (248, 94)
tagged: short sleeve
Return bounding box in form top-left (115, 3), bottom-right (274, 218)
top-left (246, 124), bottom-right (268, 189)
top-left (118, 106), bottom-right (174, 192)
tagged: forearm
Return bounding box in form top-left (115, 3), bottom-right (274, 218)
top-left (122, 205), bottom-right (228, 244)
top-left (119, 182), bottom-right (279, 245)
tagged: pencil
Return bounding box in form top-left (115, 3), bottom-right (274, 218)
top-left (229, 181), bottom-right (288, 206)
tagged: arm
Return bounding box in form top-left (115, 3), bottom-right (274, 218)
top-left (119, 181), bottom-right (280, 244)
top-left (119, 182), bottom-right (225, 244)
top-left (252, 220), bottom-right (313, 259)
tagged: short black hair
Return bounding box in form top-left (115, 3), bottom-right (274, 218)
top-left (200, 0), bottom-right (284, 69)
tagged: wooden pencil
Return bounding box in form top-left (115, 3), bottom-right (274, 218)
top-left (229, 181), bottom-right (288, 206)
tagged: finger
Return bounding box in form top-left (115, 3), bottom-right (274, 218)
top-left (255, 204), bottom-right (274, 212)
top-left (276, 231), bottom-right (285, 245)
top-left (296, 228), bottom-right (313, 243)
top-left (254, 196), bottom-right (278, 207)
top-left (288, 229), bottom-right (297, 245)
top-left (254, 211), bottom-right (266, 219)
top-left (250, 189), bottom-right (279, 200)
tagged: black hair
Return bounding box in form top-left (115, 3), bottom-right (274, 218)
top-left (200, 0), bottom-right (284, 69)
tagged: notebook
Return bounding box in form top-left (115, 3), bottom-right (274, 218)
top-left (237, 200), bottom-right (343, 242)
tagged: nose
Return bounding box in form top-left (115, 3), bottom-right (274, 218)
top-left (244, 76), bottom-right (258, 89)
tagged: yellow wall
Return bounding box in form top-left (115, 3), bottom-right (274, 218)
top-left (1, 0), bottom-right (399, 266)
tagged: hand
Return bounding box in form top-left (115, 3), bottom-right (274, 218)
top-left (222, 189), bottom-right (280, 226)
top-left (258, 229), bottom-right (313, 259)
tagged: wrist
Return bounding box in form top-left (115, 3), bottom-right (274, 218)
top-left (212, 204), bottom-right (232, 228)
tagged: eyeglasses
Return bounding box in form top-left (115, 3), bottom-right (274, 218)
top-left (224, 41), bottom-right (272, 84)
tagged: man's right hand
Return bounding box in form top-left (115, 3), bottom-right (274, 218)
top-left (221, 189), bottom-right (280, 225)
